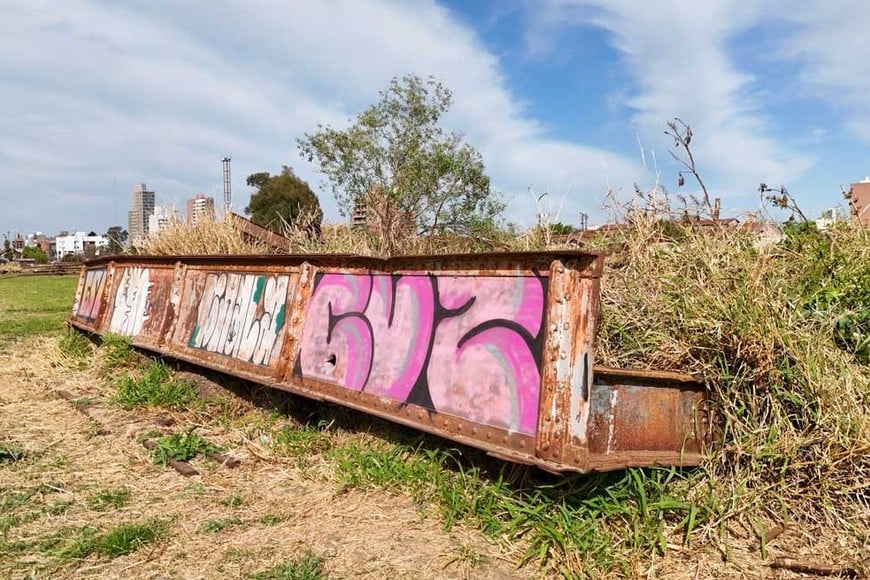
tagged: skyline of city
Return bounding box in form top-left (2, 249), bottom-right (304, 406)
top-left (5, 174), bottom-right (867, 260)
top-left (4, 185), bottom-right (220, 260)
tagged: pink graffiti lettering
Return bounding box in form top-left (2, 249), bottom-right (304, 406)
top-left (76, 269), bottom-right (107, 323)
top-left (296, 273), bottom-right (545, 435)
top-left (427, 276), bottom-right (543, 433)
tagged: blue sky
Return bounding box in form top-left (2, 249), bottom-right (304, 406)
top-left (1, 0), bottom-right (868, 237)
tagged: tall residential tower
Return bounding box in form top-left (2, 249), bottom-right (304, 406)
top-left (128, 183), bottom-right (155, 247)
top-left (186, 194), bottom-right (215, 225)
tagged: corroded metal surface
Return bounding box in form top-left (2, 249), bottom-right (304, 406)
top-left (69, 251), bottom-right (708, 473)
top-left (229, 213), bottom-right (292, 252)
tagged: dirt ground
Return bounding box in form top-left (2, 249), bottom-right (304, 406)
top-left (0, 335), bottom-right (531, 579)
top-left (3, 333), bottom-right (866, 579)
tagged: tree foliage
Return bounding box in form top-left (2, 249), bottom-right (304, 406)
top-left (298, 74), bottom-right (504, 253)
top-left (244, 166), bottom-right (321, 233)
top-left (106, 226), bottom-right (128, 254)
top-left (549, 222), bottom-right (576, 236)
top-left (22, 245), bottom-right (48, 263)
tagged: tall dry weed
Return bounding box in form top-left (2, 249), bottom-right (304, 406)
top-left (281, 214), bottom-right (517, 256)
top-left (597, 211), bottom-right (869, 538)
top-left (142, 215), bottom-right (271, 255)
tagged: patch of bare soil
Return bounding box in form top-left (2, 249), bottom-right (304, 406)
top-left (0, 336), bottom-right (528, 579)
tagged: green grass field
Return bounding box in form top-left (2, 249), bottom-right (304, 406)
top-left (0, 275), bottom-right (78, 346)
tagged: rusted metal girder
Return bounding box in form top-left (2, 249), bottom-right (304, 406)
top-left (228, 213), bottom-right (293, 252)
top-left (69, 251), bottom-right (709, 473)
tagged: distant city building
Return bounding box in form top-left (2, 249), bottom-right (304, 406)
top-left (22, 232), bottom-right (52, 254)
top-left (55, 231), bottom-right (108, 259)
top-left (186, 194), bottom-right (215, 225)
top-left (128, 183), bottom-right (156, 247)
top-left (815, 206), bottom-right (848, 231)
top-left (351, 201), bottom-right (368, 227)
top-left (148, 205), bottom-right (177, 237)
top-left (848, 177), bottom-right (870, 227)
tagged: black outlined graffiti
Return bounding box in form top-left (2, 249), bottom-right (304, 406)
top-left (296, 272), bottom-right (547, 434)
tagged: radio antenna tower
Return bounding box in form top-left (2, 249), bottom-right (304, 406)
top-left (221, 156), bottom-right (232, 216)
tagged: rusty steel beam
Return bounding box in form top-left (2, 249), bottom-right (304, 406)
top-left (229, 213), bottom-right (293, 252)
top-left (69, 251), bottom-right (709, 473)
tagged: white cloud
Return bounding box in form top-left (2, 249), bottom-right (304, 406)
top-left (776, 1), bottom-right (870, 143)
top-left (0, 0), bottom-right (642, 235)
top-left (525, 0), bottom-right (814, 201)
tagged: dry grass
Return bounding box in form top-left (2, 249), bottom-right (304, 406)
top-left (595, 212), bottom-right (869, 557)
top-left (280, 220), bottom-right (521, 256)
top-left (142, 211), bottom-right (556, 257)
top-left (0, 335), bottom-right (525, 579)
top-left (141, 215), bottom-right (272, 255)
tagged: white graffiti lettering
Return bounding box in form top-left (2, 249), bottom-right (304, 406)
top-left (188, 273), bottom-right (289, 366)
top-left (108, 267), bottom-right (152, 336)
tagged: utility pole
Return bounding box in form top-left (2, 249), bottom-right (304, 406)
top-left (221, 156), bottom-right (232, 217)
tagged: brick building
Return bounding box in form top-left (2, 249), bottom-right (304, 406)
top-left (848, 177), bottom-right (870, 226)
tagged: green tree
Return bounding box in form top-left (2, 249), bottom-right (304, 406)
top-left (298, 74), bottom-right (504, 253)
top-left (22, 246), bottom-right (48, 264)
top-left (105, 226), bottom-right (128, 254)
top-left (2, 237), bottom-right (12, 261)
top-left (244, 166), bottom-right (322, 234)
top-left (549, 222), bottom-right (575, 236)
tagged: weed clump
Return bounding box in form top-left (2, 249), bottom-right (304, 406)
top-left (96, 519), bottom-right (168, 557)
top-left (220, 493), bottom-right (244, 508)
top-left (97, 334), bottom-right (138, 371)
top-left (86, 488), bottom-right (132, 512)
top-left (248, 552), bottom-right (326, 580)
top-left (199, 517), bottom-right (241, 534)
top-left (43, 519), bottom-right (168, 562)
top-left (272, 423), bottom-right (333, 456)
top-left (113, 360), bottom-right (198, 409)
top-left (151, 431), bottom-right (218, 465)
top-left (0, 442), bottom-right (26, 464)
top-left (55, 331), bottom-right (95, 369)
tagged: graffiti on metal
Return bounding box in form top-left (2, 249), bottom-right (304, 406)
top-left (187, 272), bottom-right (290, 366)
top-left (68, 252), bottom-right (709, 474)
top-left (295, 272), bottom-right (546, 435)
top-left (75, 268), bottom-right (107, 323)
top-left (109, 266), bottom-right (152, 336)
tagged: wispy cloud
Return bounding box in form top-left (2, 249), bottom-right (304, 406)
top-left (0, 0), bottom-right (641, 234)
top-left (776, 1), bottom-right (870, 141)
top-left (525, 0), bottom-right (814, 202)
